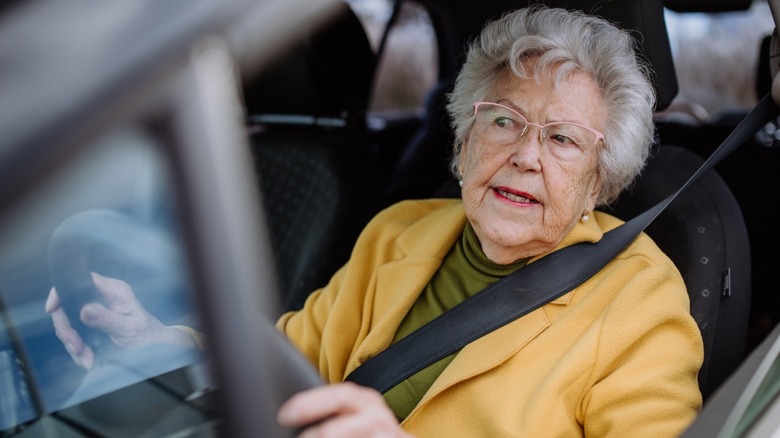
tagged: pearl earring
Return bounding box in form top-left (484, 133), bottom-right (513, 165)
top-left (581, 211), bottom-right (590, 222)
top-left (458, 170), bottom-right (464, 188)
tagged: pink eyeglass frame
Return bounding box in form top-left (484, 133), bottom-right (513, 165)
top-left (473, 101), bottom-right (606, 147)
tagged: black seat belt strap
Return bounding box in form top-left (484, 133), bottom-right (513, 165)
top-left (345, 95), bottom-right (779, 394)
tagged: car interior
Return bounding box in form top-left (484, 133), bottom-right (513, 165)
top-left (242, 0), bottom-right (780, 433)
top-left (243, 0), bottom-right (775, 402)
top-left (1, 0), bottom-right (779, 436)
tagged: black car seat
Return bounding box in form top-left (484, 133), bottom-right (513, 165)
top-left (384, 0), bottom-right (751, 400)
top-left (242, 2), bottom-right (385, 312)
top-left (608, 145), bottom-right (751, 400)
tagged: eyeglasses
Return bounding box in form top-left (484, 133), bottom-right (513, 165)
top-left (472, 102), bottom-right (605, 163)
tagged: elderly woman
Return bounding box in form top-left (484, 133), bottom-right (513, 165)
top-left (46, 6), bottom-right (703, 437)
top-left (274, 6), bottom-right (703, 437)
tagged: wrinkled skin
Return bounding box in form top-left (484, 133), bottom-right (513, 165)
top-left (459, 61), bottom-right (606, 264)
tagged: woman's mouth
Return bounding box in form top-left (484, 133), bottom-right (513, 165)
top-left (494, 188), bottom-right (539, 204)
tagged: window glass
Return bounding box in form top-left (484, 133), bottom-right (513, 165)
top-left (349, 0), bottom-right (438, 112)
top-left (664, 0), bottom-right (775, 119)
top-left (0, 127), bottom-right (214, 435)
top-left (352, 0), bottom-right (775, 118)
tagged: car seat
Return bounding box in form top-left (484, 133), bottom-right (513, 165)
top-left (384, 0), bottom-right (752, 400)
top-left (242, 2), bottom-right (385, 312)
top-left (608, 145), bottom-right (750, 400)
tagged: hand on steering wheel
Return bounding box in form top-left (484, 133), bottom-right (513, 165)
top-left (278, 382), bottom-right (415, 438)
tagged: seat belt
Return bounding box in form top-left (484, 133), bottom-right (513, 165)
top-left (345, 94), bottom-right (779, 394)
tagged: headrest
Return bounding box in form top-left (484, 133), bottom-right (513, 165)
top-left (418, 0), bottom-right (677, 111)
top-left (242, 2), bottom-right (376, 127)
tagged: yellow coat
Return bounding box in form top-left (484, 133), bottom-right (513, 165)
top-left (277, 199), bottom-right (703, 437)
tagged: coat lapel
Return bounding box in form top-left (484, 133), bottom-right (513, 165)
top-left (348, 200), bottom-right (467, 372)
top-left (348, 256), bottom-right (443, 370)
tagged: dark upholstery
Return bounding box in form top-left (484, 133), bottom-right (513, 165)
top-left (252, 130), bottom-right (382, 312)
top-left (244, 3), bottom-right (384, 312)
top-left (609, 146), bottom-right (751, 399)
top-left (385, 78), bottom-right (456, 204)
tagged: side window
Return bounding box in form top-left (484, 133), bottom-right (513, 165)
top-left (352, 0), bottom-right (775, 117)
top-left (664, 0), bottom-right (774, 119)
top-left (350, 0), bottom-right (438, 112)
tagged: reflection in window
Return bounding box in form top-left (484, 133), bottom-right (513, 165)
top-left (0, 127), bottom-right (211, 434)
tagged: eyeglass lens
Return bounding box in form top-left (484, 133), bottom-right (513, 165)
top-left (474, 103), bottom-right (598, 162)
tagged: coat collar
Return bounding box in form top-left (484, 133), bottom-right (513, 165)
top-left (393, 199), bottom-right (607, 308)
top-left (395, 200), bottom-right (607, 262)
top-left (395, 199), bottom-right (468, 259)
top-left (350, 201), bottom-right (466, 369)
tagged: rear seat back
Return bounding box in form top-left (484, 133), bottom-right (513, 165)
top-left (243, 3), bottom-right (385, 312)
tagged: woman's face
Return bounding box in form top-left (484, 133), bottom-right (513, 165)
top-left (459, 64), bottom-right (606, 264)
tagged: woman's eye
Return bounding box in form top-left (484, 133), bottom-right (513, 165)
top-left (494, 117), bottom-right (514, 128)
top-left (548, 134), bottom-right (584, 150)
top-left (550, 134), bottom-right (575, 145)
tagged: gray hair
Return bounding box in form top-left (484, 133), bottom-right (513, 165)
top-left (447, 6), bottom-right (656, 206)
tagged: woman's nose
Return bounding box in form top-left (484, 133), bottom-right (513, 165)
top-left (510, 128), bottom-right (543, 171)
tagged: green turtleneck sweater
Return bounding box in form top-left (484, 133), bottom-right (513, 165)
top-left (382, 222), bottom-right (528, 421)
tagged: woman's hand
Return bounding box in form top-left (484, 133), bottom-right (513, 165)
top-left (45, 272), bottom-right (195, 369)
top-left (278, 382), bottom-right (414, 438)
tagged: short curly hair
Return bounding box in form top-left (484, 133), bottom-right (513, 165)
top-left (446, 6), bottom-right (656, 206)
